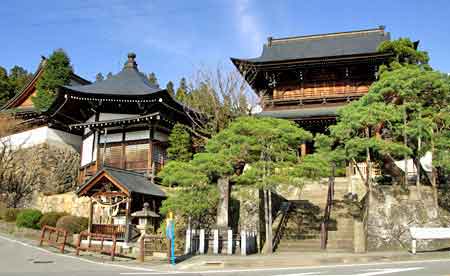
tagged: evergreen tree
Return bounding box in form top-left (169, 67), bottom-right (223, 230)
top-left (167, 123), bottom-right (192, 162)
top-left (9, 66), bottom-right (32, 94)
top-left (32, 49), bottom-right (72, 111)
top-left (159, 117), bottom-right (312, 249)
top-left (95, 72), bottom-right (104, 82)
top-left (166, 81), bottom-right (175, 97)
top-left (148, 72), bottom-right (158, 86)
top-left (0, 67), bottom-right (13, 107)
top-left (175, 77), bottom-right (188, 102)
top-left (106, 72), bottom-right (113, 79)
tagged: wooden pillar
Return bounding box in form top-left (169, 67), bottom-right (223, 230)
top-left (121, 128), bottom-right (126, 169)
top-left (124, 197), bottom-right (132, 243)
top-left (300, 143), bottom-right (307, 157)
top-left (95, 130), bottom-right (100, 172)
top-left (102, 128), bottom-right (108, 167)
top-left (88, 198), bottom-right (94, 233)
top-left (148, 124), bottom-right (154, 178)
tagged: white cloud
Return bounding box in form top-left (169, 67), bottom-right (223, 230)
top-left (234, 0), bottom-right (264, 56)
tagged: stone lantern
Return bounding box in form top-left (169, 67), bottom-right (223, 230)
top-left (131, 202), bottom-right (160, 235)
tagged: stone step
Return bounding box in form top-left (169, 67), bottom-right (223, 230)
top-left (278, 239), bottom-right (353, 250)
top-left (276, 246), bottom-right (352, 253)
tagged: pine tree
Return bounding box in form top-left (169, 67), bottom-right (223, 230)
top-left (9, 66), bottom-right (32, 94)
top-left (167, 124), bottom-right (192, 162)
top-left (0, 67), bottom-right (13, 107)
top-left (95, 73), bottom-right (104, 82)
top-left (166, 81), bottom-right (175, 97)
top-left (32, 49), bottom-right (72, 111)
top-left (148, 72), bottom-right (158, 86)
top-left (106, 72), bottom-right (113, 79)
top-left (175, 77), bottom-right (188, 102)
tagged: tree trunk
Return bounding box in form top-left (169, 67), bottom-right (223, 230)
top-left (216, 177), bottom-right (230, 229)
top-left (403, 106), bottom-right (408, 187)
top-left (430, 131), bottom-right (439, 209)
top-left (416, 135), bottom-right (422, 199)
top-left (267, 190), bottom-right (273, 254)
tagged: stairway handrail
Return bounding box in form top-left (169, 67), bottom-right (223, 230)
top-left (272, 201), bottom-right (292, 251)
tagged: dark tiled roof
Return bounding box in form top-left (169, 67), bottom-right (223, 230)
top-left (78, 167), bottom-right (166, 197)
top-left (235, 27), bottom-right (390, 63)
top-left (257, 106), bottom-right (341, 119)
top-left (64, 53), bottom-right (165, 96)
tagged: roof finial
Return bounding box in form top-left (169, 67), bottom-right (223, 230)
top-left (267, 36), bottom-right (273, 47)
top-left (124, 52), bottom-right (137, 69)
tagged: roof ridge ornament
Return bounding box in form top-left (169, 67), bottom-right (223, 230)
top-left (124, 52), bottom-right (138, 69)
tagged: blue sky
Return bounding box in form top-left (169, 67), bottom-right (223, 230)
top-left (1, 0), bottom-right (449, 86)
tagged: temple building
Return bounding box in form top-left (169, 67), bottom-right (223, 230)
top-left (39, 53), bottom-right (197, 241)
top-left (231, 27), bottom-right (396, 253)
top-left (232, 26), bottom-right (392, 154)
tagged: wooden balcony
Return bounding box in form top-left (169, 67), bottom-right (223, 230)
top-left (264, 81), bottom-right (370, 107)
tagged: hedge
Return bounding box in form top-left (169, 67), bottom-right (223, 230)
top-left (3, 208), bottom-right (22, 222)
top-left (38, 212), bottom-right (68, 229)
top-left (56, 216), bottom-right (88, 234)
top-left (16, 209), bottom-right (43, 229)
top-left (0, 203), bottom-right (7, 220)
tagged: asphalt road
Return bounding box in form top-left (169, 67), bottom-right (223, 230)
top-left (2, 234), bottom-right (450, 276)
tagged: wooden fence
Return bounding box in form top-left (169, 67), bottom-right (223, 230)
top-left (39, 225), bottom-right (68, 253)
top-left (138, 234), bottom-right (169, 262)
top-left (76, 232), bottom-right (117, 261)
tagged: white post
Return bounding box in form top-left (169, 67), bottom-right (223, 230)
top-left (241, 230), bottom-right (247, 256)
top-left (227, 229), bottom-right (233, 255)
top-left (412, 239), bottom-right (417, 254)
top-left (213, 229), bottom-right (219, 254)
top-left (185, 229), bottom-right (191, 254)
top-left (199, 229), bottom-right (205, 254)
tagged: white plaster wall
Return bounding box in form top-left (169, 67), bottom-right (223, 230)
top-left (99, 132), bottom-right (122, 143)
top-left (1, 127), bottom-right (81, 152)
top-left (125, 130), bottom-right (149, 141)
top-left (48, 128), bottom-right (82, 152)
top-left (99, 113), bottom-right (137, 121)
top-left (81, 134), bottom-right (94, 166)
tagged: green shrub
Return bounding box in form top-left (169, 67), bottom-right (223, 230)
top-left (0, 203), bottom-right (7, 220)
top-left (16, 209), bottom-right (43, 229)
top-left (38, 212), bottom-right (68, 229)
top-left (56, 216), bottom-right (88, 234)
top-left (3, 208), bottom-right (22, 222)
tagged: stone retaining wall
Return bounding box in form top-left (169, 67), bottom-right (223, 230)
top-left (33, 192), bottom-right (90, 217)
top-left (367, 185), bottom-right (450, 250)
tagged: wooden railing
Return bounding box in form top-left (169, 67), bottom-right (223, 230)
top-left (91, 224), bottom-right (126, 241)
top-left (139, 234), bottom-right (169, 262)
top-left (39, 225), bottom-right (68, 253)
top-left (76, 232), bottom-right (117, 261)
top-left (263, 82), bottom-right (370, 106)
